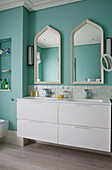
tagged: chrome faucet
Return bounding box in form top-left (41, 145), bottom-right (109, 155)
top-left (43, 89), bottom-right (52, 97)
top-left (84, 89), bottom-right (91, 99)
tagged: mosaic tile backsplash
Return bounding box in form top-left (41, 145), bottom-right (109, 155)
top-left (28, 85), bottom-right (112, 100)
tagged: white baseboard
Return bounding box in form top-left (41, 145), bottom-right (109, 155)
top-left (0, 130), bottom-right (24, 146)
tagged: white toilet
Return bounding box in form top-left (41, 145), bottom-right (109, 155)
top-left (0, 119), bottom-right (9, 138)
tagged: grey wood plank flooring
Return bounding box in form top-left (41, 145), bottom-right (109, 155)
top-left (0, 143), bottom-right (112, 170)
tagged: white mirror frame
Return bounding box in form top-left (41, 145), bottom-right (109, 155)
top-left (71, 19), bottom-right (104, 84)
top-left (34, 25), bottom-right (61, 84)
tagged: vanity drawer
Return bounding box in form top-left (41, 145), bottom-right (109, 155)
top-left (17, 120), bottom-right (58, 144)
top-left (59, 125), bottom-right (111, 152)
top-left (17, 101), bottom-right (57, 123)
top-left (59, 104), bottom-right (111, 128)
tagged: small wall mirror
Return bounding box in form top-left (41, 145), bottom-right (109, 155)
top-left (34, 26), bottom-right (61, 84)
top-left (71, 19), bottom-right (104, 84)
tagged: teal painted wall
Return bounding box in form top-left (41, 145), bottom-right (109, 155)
top-left (28, 0), bottom-right (112, 85)
top-left (74, 44), bottom-right (101, 82)
top-left (37, 46), bottom-right (59, 81)
top-left (0, 7), bottom-right (24, 131)
top-left (40, 47), bottom-right (59, 81)
top-left (23, 8), bottom-right (29, 96)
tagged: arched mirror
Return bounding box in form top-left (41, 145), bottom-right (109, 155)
top-left (34, 26), bottom-right (61, 84)
top-left (71, 19), bottom-right (104, 84)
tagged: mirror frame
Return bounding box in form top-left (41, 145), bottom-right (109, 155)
top-left (34, 25), bottom-right (61, 84)
top-left (71, 19), bottom-right (104, 84)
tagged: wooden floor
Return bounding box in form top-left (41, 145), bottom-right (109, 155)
top-left (0, 143), bottom-right (112, 170)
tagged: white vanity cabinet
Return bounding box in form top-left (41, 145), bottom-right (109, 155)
top-left (59, 103), bottom-right (111, 152)
top-left (17, 98), bottom-right (111, 152)
top-left (17, 101), bottom-right (57, 123)
top-left (17, 101), bottom-right (58, 144)
top-left (59, 104), bottom-right (111, 128)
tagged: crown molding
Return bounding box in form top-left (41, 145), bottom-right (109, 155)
top-left (0, 0), bottom-right (83, 12)
top-left (30, 0), bottom-right (82, 11)
top-left (0, 1), bottom-right (24, 12)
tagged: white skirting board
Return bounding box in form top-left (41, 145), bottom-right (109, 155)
top-left (0, 130), bottom-right (28, 146)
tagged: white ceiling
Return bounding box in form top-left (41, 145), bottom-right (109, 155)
top-left (38, 29), bottom-right (59, 48)
top-left (0, 0), bottom-right (82, 12)
top-left (74, 23), bottom-right (101, 45)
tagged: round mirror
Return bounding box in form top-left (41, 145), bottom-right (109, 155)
top-left (101, 54), bottom-right (112, 72)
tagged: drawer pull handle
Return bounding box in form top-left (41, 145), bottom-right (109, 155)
top-left (75, 126), bottom-right (91, 130)
top-left (30, 121), bottom-right (43, 124)
top-left (75, 104), bottom-right (91, 107)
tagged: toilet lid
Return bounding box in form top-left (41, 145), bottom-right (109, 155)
top-left (0, 119), bottom-right (5, 123)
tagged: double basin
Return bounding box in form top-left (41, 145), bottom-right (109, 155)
top-left (28, 97), bottom-right (104, 103)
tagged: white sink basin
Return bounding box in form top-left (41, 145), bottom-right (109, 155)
top-left (32, 97), bottom-right (57, 101)
top-left (26, 97), bottom-right (104, 103)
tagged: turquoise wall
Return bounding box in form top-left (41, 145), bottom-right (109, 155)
top-left (28, 0), bottom-right (112, 85)
top-left (23, 8), bottom-right (29, 96)
top-left (0, 7), bottom-right (24, 131)
top-left (40, 47), bottom-right (59, 81)
top-left (74, 44), bottom-right (101, 82)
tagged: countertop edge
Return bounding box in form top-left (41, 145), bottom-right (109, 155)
top-left (17, 97), bottom-right (111, 105)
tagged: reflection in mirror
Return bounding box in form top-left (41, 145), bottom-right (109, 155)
top-left (34, 26), bottom-right (61, 84)
top-left (71, 19), bottom-right (104, 84)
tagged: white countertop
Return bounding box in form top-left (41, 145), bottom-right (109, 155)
top-left (17, 97), bottom-right (111, 105)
